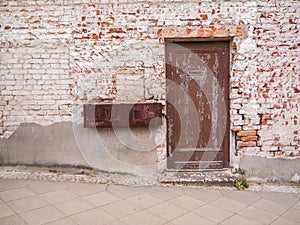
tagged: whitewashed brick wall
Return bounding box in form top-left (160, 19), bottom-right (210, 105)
top-left (0, 0), bottom-right (299, 160)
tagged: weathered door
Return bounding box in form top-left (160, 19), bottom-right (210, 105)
top-left (166, 41), bottom-right (229, 170)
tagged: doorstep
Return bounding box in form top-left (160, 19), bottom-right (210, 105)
top-left (159, 169), bottom-right (243, 186)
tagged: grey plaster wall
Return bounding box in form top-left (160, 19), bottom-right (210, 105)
top-left (0, 122), bottom-right (87, 167)
top-left (240, 155), bottom-right (300, 183)
top-left (0, 122), bottom-right (159, 177)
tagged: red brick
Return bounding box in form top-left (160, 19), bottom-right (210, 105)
top-left (186, 28), bottom-right (192, 35)
top-left (242, 125), bottom-right (260, 131)
top-left (237, 141), bottom-right (257, 147)
top-left (216, 27), bottom-right (230, 36)
top-left (237, 130), bottom-right (257, 137)
top-left (157, 29), bottom-right (163, 36)
top-left (200, 14), bottom-right (208, 20)
top-left (235, 27), bottom-right (245, 36)
top-left (232, 126), bottom-right (242, 132)
top-left (262, 114), bottom-right (271, 120)
top-left (101, 22), bottom-right (110, 27)
top-left (241, 136), bottom-right (258, 141)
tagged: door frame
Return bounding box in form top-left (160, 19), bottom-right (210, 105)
top-left (164, 38), bottom-right (232, 171)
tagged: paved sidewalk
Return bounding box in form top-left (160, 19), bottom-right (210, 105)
top-left (0, 179), bottom-right (299, 225)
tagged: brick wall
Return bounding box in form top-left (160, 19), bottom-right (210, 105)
top-left (232, 0), bottom-right (300, 159)
top-left (0, 0), bottom-right (299, 163)
top-left (0, 1), bottom-right (75, 137)
top-left (256, 0), bottom-right (300, 158)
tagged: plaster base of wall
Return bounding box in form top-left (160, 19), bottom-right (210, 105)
top-left (1, 122), bottom-right (299, 182)
top-left (0, 122), bottom-right (87, 167)
top-left (0, 122), bottom-right (158, 178)
top-left (240, 155), bottom-right (300, 183)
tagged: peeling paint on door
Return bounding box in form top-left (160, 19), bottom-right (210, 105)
top-left (166, 41), bottom-right (230, 170)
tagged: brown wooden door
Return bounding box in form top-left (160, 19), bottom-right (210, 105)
top-left (166, 41), bottom-right (229, 170)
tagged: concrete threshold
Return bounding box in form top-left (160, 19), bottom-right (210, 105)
top-left (159, 169), bottom-right (243, 187)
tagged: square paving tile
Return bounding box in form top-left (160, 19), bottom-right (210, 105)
top-left (293, 200), bottom-right (300, 210)
top-left (45, 217), bottom-right (78, 225)
top-left (67, 182), bottom-right (107, 196)
top-left (184, 188), bottom-right (222, 202)
top-left (238, 206), bottom-right (278, 224)
top-left (71, 207), bottom-right (116, 225)
top-left (211, 197), bottom-right (247, 213)
top-left (282, 207), bottom-right (300, 223)
top-left (0, 215), bottom-right (26, 225)
top-left (193, 204), bottom-right (233, 223)
top-left (148, 202), bottom-right (187, 221)
top-left (169, 195), bottom-right (206, 211)
top-left (7, 195), bottom-right (49, 213)
top-left (106, 220), bottom-right (127, 225)
top-left (0, 179), bottom-right (30, 192)
top-left (28, 180), bottom-right (67, 194)
top-left (19, 205), bottom-right (64, 225)
top-left (251, 199), bottom-right (289, 215)
top-left (271, 217), bottom-right (300, 225)
top-left (107, 184), bottom-right (145, 199)
top-left (259, 191), bottom-right (298, 207)
top-left (121, 210), bottom-right (165, 225)
top-left (0, 187), bottom-right (35, 202)
top-left (41, 189), bottom-right (78, 204)
top-left (0, 203), bottom-right (14, 219)
top-left (146, 186), bottom-right (183, 201)
top-left (127, 193), bottom-right (163, 209)
top-left (170, 212), bottom-right (216, 225)
top-left (219, 214), bottom-right (261, 225)
top-left (84, 191), bottom-right (120, 207)
top-left (54, 198), bottom-right (95, 215)
top-left (294, 193), bottom-right (300, 200)
top-left (220, 190), bottom-right (261, 205)
top-left (102, 200), bottom-right (141, 219)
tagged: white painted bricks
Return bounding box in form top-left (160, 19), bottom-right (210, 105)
top-left (0, 0), bottom-right (299, 160)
